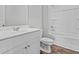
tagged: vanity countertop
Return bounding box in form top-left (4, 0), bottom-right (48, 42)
top-left (0, 28), bottom-right (41, 41)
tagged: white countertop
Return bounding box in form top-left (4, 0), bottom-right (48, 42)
top-left (0, 28), bottom-right (40, 41)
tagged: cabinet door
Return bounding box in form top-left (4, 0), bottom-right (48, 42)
top-left (5, 38), bottom-right (40, 54)
top-left (27, 37), bottom-right (40, 54)
top-left (5, 42), bottom-right (28, 54)
top-left (13, 42), bottom-right (28, 54)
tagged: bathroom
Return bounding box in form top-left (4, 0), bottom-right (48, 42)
top-left (0, 5), bottom-right (79, 54)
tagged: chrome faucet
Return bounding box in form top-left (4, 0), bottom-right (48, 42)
top-left (13, 27), bottom-right (20, 31)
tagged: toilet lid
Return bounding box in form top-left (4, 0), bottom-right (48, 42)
top-left (41, 38), bottom-right (54, 43)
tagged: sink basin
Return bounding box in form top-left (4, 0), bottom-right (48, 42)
top-left (13, 27), bottom-right (20, 31)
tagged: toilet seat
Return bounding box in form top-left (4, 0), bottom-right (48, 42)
top-left (40, 38), bottom-right (54, 45)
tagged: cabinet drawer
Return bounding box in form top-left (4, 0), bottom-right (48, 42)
top-left (12, 42), bottom-right (28, 54)
top-left (4, 41), bottom-right (28, 54)
top-left (4, 36), bottom-right (40, 54)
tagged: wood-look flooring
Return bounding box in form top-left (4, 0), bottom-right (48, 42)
top-left (40, 45), bottom-right (79, 54)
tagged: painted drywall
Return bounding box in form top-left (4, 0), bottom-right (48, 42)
top-left (28, 5), bottom-right (51, 37)
top-left (28, 5), bottom-right (42, 29)
top-left (48, 5), bottom-right (79, 51)
top-left (0, 5), bottom-right (5, 26)
top-left (42, 5), bottom-right (55, 39)
top-left (0, 5), bottom-right (43, 30)
top-left (42, 6), bottom-right (49, 37)
top-left (5, 5), bottom-right (28, 26)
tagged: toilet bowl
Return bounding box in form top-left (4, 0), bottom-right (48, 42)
top-left (40, 37), bottom-right (54, 53)
top-left (41, 37), bottom-right (53, 45)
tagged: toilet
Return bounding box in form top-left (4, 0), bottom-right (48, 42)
top-left (40, 37), bottom-right (54, 53)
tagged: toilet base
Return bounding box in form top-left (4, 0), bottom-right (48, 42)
top-left (40, 42), bottom-right (52, 53)
top-left (40, 46), bottom-right (51, 53)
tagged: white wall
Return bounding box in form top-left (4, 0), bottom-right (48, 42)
top-left (28, 5), bottom-right (50, 37)
top-left (0, 5), bottom-right (43, 30)
top-left (0, 5), bottom-right (5, 26)
top-left (28, 5), bottom-right (42, 29)
top-left (48, 5), bottom-right (79, 51)
top-left (42, 6), bottom-right (48, 37)
top-left (5, 5), bottom-right (28, 26)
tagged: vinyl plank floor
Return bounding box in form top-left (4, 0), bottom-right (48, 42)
top-left (40, 45), bottom-right (79, 54)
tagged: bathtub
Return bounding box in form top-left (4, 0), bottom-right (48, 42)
top-left (0, 25), bottom-right (41, 54)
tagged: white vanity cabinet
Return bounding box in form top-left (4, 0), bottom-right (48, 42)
top-left (0, 30), bottom-right (41, 54)
top-left (4, 42), bottom-right (28, 54)
top-left (5, 37), bottom-right (40, 54)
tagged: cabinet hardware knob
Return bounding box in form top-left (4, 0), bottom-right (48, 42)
top-left (27, 45), bottom-right (30, 47)
top-left (25, 47), bottom-right (27, 49)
